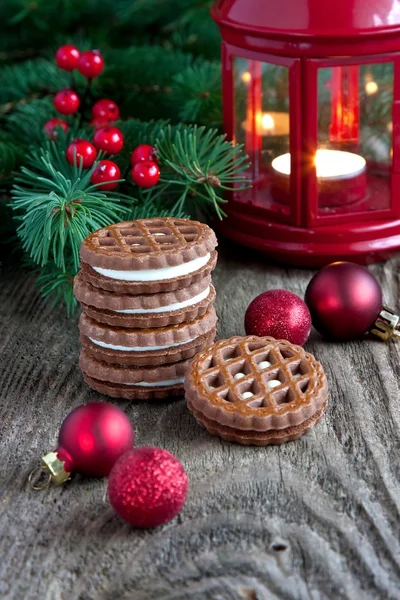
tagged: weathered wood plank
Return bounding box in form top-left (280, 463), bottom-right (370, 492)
top-left (1, 241), bottom-right (400, 600)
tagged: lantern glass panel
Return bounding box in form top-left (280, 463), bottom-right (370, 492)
top-left (234, 57), bottom-right (291, 214)
top-left (317, 63), bottom-right (393, 216)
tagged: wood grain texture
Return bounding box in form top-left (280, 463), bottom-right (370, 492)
top-left (1, 240), bottom-right (400, 600)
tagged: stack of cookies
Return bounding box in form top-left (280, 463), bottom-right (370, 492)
top-left (74, 217), bottom-right (218, 400)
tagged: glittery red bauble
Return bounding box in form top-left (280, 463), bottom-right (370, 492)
top-left (244, 289), bottom-right (312, 346)
top-left (57, 402), bottom-right (134, 477)
top-left (90, 160), bottom-right (121, 190)
top-left (93, 126), bottom-right (124, 155)
top-left (53, 89), bottom-right (80, 115)
top-left (130, 144), bottom-right (157, 166)
top-left (108, 447), bottom-right (188, 528)
top-left (66, 138), bottom-right (97, 168)
top-left (55, 45), bottom-right (80, 71)
top-left (305, 261), bottom-right (382, 341)
top-left (44, 118), bottom-right (69, 138)
top-left (92, 99), bottom-right (120, 122)
top-left (131, 160), bottom-right (160, 188)
top-left (78, 50), bottom-right (104, 78)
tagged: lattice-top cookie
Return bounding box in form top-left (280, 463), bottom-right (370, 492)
top-left (80, 218), bottom-right (217, 271)
top-left (185, 336), bottom-right (328, 432)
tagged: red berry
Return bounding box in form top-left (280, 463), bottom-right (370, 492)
top-left (89, 117), bottom-right (109, 130)
top-left (53, 89), bottom-right (80, 115)
top-left (92, 99), bottom-right (120, 122)
top-left (78, 50), bottom-right (104, 79)
top-left (90, 160), bottom-right (121, 190)
top-left (44, 118), bottom-right (69, 138)
top-left (93, 126), bottom-right (124, 155)
top-left (66, 138), bottom-right (97, 169)
top-left (55, 45), bottom-right (80, 71)
top-left (131, 161), bottom-right (160, 188)
top-left (130, 144), bottom-right (157, 166)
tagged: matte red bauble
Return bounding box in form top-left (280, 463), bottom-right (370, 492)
top-left (108, 447), bottom-right (188, 528)
top-left (44, 118), bottom-right (69, 138)
top-left (305, 262), bottom-right (383, 341)
top-left (55, 45), bottom-right (80, 71)
top-left (245, 289), bottom-right (312, 346)
top-left (93, 126), bottom-right (124, 155)
top-left (131, 160), bottom-right (160, 188)
top-left (53, 89), bottom-right (80, 115)
top-left (90, 160), bottom-right (121, 190)
top-left (92, 99), bottom-right (120, 122)
top-left (130, 144), bottom-right (157, 166)
top-left (66, 138), bottom-right (97, 168)
top-left (36, 402), bottom-right (134, 486)
top-left (78, 50), bottom-right (104, 78)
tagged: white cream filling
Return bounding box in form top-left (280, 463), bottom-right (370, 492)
top-left (93, 253), bottom-right (211, 282)
top-left (124, 377), bottom-right (184, 387)
top-left (114, 286), bottom-right (210, 314)
top-left (89, 336), bottom-right (196, 352)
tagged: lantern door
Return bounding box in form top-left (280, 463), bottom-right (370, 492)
top-left (222, 43), bottom-right (302, 225)
top-left (303, 54), bottom-right (400, 227)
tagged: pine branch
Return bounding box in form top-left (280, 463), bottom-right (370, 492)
top-left (171, 61), bottom-right (222, 125)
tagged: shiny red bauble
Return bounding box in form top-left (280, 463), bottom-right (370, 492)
top-left (44, 118), bottom-right (69, 138)
top-left (108, 447), bottom-right (188, 528)
top-left (92, 99), bottom-right (120, 122)
top-left (66, 138), bottom-right (97, 168)
top-left (131, 160), bottom-right (160, 188)
top-left (305, 262), bottom-right (382, 341)
top-left (53, 89), bottom-right (80, 115)
top-left (90, 160), bottom-right (121, 190)
top-left (57, 402), bottom-right (134, 477)
top-left (93, 126), bottom-right (124, 155)
top-left (78, 50), bottom-right (104, 78)
top-left (244, 289), bottom-right (312, 346)
top-left (55, 45), bottom-right (80, 71)
top-left (130, 144), bottom-right (157, 166)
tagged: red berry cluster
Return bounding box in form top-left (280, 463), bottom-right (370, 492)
top-left (130, 144), bottom-right (160, 188)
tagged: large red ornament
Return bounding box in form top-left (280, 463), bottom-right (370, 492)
top-left (55, 45), bottom-right (80, 71)
top-left (44, 118), bottom-right (69, 138)
top-left (93, 126), bottom-right (124, 155)
top-left (92, 99), bottom-right (120, 122)
top-left (244, 289), bottom-right (312, 346)
top-left (53, 89), bottom-right (80, 115)
top-left (78, 50), bottom-right (104, 78)
top-left (131, 160), bottom-right (160, 188)
top-left (108, 447), bottom-right (188, 528)
top-left (37, 402), bottom-right (134, 486)
top-left (305, 261), bottom-right (383, 341)
top-left (66, 138), bottom-right (97, 168)
top-left (90, 160), bottom-right (121, 190)
top-left (130, 144), bottom-right (157, 166)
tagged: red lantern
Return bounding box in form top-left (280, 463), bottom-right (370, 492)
top-left (212, 0), bottom-right (400, 265)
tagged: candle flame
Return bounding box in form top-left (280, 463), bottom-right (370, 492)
top-left (365, 80), bottom-right (378, 95)
top-left (241, 71), bottom-right (251, 83)
top-left (261, 113), bottom-right (275, 131)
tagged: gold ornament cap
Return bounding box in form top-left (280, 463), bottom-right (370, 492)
top-left (370, 306), bottom-right (400, 341)
top-left (28, 451), bottom-right (71, 490)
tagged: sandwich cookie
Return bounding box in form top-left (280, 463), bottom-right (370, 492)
top-left (184, 336), bottom-right (328, 446)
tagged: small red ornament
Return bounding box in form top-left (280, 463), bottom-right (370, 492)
top-left (90, 160), bottom-right (121, 190)
top-left (305, 261), bottom-right (383, 341)
top-left (31, 402), bottom-right (134, 487)
top-left (131, 160), bottom-right (160, 188)
top-left (108, 447), bottom-right (188, 528)
top-left (92, 99), bottom-right (120, 122)
top-left (44, 118), bottom-right (69, 138)
top-left (130, 144), bottom-right (157, 166)
top-left (244, 289), bottom-right (312, 346)
top-left (93, 126), bottom-right (124, 155)
top-left (78, 50), bottom-right (104, 78)
top-left (53, 89), bottom-right (80, 115)
top-left (55, 45), bottom-right (80, 71)
top-left (66, 138), bottom-right (97, 168)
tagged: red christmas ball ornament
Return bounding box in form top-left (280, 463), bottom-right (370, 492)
top-left (305, 261), bottom-right (382, 341)
top-left (53, 88), bottom-right (80, 115)
top-left (31, 402), bottom-right (134, 488)
top-left (44, 118), bottom-right (69, 138)
top-left (66, 138), bottom-right (97, 168)
top-left (130, 144), bottom-right (157, 166)
top-left (108, 447), bottom-right (188, 528)
top-left (244, 289), bottom-right (312, 346)
top-left (78, 50), bottom-right (104, 78)
top-left (93, 126), bottom-right (124, 155)
top-left (92, 99), bottom-right (120, 122)
top-left (90, 160), bottom-right (121, 190)
top-left (131, 160), bottom-right (160, 188)
top-left (55, 45), bottom-right (80, 71)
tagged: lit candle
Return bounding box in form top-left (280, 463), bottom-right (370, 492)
top-left (272, 149), bottom-right (366, 180)
top-left (243, 112), bottom-right (290, 136)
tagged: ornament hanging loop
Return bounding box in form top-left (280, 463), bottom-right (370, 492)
top-left (28, 466), bottom-right (52, 491)
top-left (370, 306), bottom-right (400, 341)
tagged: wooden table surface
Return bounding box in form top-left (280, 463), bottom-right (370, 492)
top-left (1, 240), bottom-right (400, 600)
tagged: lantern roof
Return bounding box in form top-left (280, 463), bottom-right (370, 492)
top-left (211, 0), bottom-right (400, 40)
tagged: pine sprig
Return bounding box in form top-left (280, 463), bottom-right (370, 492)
top-left (171, 61), bottom-right (222, 124)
